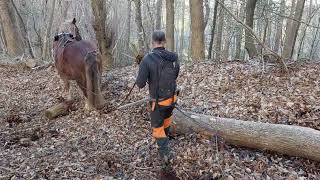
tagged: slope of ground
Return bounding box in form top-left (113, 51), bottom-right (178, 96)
top-left (0, 61), bottom-right (319, 179)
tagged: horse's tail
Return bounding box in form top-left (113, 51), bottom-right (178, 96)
top-left (84, 51), bottom-right (104, 109)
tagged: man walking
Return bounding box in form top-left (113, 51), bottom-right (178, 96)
top-left (136, 30), bottom-right (180, 166)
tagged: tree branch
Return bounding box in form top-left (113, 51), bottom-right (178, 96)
top-left (216, 0), bottom-right (288, 72)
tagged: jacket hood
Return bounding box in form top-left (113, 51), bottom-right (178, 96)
top-left (152, 47), bottom-right (178, 62)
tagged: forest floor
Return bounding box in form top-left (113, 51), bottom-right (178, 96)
top-left (0, 60), bottom-right (320, 179)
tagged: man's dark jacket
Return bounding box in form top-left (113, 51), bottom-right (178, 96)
top-left (136, 47), bottom-right (179, 100)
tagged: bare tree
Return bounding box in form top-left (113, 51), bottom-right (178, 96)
top-left (166, 0), bottom-right (174, 51)
top-left (179, 0), bottom-right (186, 57)
top-left (297, 0), bottom-right (315, 58)
top-left (134, 0), bottom-right (148, 50)
top-left (245, 0), bottom-right (258, 58)
top-left (309, 17), bottom-right (320, 59)
top-left (189, 0), bottom-right (205, 61)
top-left (41, 0), bottom-right (56, 60)
top-left (235, 1), bottom-right (245, 60)
top-left (274, 0), bottom-right (285, 53)
top-left (215, 0), bottom-right (224, 61)
top-left (282, 0), bottom-right (306, 59)
top-left (11, 0), bottom-right (35, 58)
top-left (0, 0), bottom-right (24, 56)
top-left (208, 0), bottom-right (219, 59)
top-left (126, 0), bottom-right (132, 59)
top-left (203, 0), bottom-right (210, 29)
top-left (91, 0), bottom-right (113, 69)
top-left (155, 0), bottom-right (162, 30)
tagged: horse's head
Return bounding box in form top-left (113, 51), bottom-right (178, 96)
top-left (53, 32), bottom-right (74, 50)
top-left (58, 18), bottom-right (82, 41)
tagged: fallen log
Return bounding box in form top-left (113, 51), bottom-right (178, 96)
top-left (45, 101), bottom-right (74, 120)
top-left (173, 109), bottom-right (320, 162)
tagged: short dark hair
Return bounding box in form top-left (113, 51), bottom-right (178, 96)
top-left (152, 30), bottom-right (166, 43)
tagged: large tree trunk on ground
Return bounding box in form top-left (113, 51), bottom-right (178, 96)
top-left (91, 0), bottom-right (113, 70)
top-left (282, 0), bottom-right (306, 60)
top-left (189, 0), bottom-right (205, 61)
top-left (173, 109), bottom-right (320, 162)
top-left (0, 0), bottom-right (24, 56)
top-left (166, 0), bottom-right (174, 51)
top-left (244, 0), bottom-right (258, 58)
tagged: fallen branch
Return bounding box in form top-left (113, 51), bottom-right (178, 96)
top-left (117, 98), bottom-right (149, 110)
top-left (173, 109), bottom-right (320, 162)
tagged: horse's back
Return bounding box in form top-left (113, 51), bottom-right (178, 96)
top-left (56, 40), bottom-right (98, 80)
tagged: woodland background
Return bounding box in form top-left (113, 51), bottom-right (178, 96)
top-left (0, 0), bottom-right (319, 66)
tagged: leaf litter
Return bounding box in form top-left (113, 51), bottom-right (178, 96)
top-left (0, 61), bottom-right (319, 179)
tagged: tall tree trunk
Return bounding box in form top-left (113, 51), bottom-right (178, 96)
top-left (297, 0), bottom-right (314, 58)
top-left (244, 0), bottom-right (258, 58)
top-left (222, 30), bottom-right (231, 61)
top-left (274, 0), bottom-right (285, 53)
top-left (215, 0), bottom-right (224, 61)
top-left (179, 0), bottom-right (186, 57)
top-left (126, 0), bottom-right (132, 63)
top-left (283, 0), bottom-right (297, 49)
top-left (208, 0), bottom-right (219, 60)
top-left (11, 0), bottom-right (35, 58)
top-left (166, 0), bottom-right (174, 51)
top-left (263, 0), bottom-right (272, 48)
top-left (309, 17), bottom-right (320, 59)
top-left (91, 0), bottom-right (112, 69)
top-left (282, 0), bottom-right (305, 60)
top-left (235, 1), bottom-right (245, 60)
top-left (0, 23), bottom-right (6, 53)
top-left (155, 0), bottom-right (162, 29)
top-left (133, 0), bottom-right (148, 50)
top-left (0, 0), bottom-right (24, 56)
top-left (42, 0), bottom-right (56, 60)
top-left (189, 0), bottom-right (205, 61)
top-left (203, 0), bottom-right (210, 30)
top-left (262, 19), bottom-right (268, 44)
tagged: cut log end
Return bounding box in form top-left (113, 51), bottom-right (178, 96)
top-left (45, 101), bottom-right (74, 120)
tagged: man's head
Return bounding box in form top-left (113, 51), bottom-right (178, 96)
top-left (152, 30), bottom-right (166, 48)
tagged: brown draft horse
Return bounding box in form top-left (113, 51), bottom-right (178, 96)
top-left (53, 18), bottom-right (105, 110)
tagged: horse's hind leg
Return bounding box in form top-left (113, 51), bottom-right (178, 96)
top-left (61, 78), bottom-right (72, 101)
top-left (76, 79), bottom-right (93, 110)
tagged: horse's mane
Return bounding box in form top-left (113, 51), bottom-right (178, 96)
top-left (58, 19), bottom-right (82, 41)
